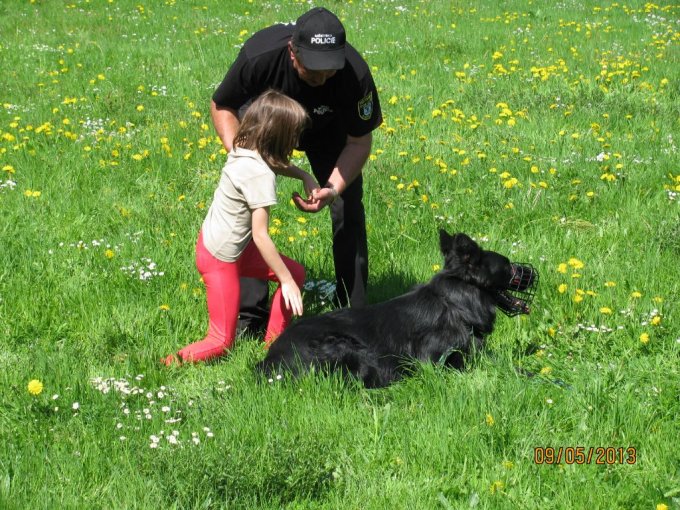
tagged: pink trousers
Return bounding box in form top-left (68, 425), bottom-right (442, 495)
top-left (176, 232), bottom-right (305, 363)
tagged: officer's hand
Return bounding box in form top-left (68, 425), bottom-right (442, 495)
top-left (292, 189), bottom-right (335, 213)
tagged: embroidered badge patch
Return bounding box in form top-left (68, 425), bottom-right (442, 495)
top-left (358, 92), bottom-right (373, 120)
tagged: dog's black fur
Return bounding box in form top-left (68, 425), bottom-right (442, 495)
top-left (257, 230), bottom-right (533, 388)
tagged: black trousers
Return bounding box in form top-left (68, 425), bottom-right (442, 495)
top-left (238, 142), bottom-right (369, 332)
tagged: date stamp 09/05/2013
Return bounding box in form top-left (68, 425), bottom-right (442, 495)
top-left (534, 447), bottom-right (637, 465)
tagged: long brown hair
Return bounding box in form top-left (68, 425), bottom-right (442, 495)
top-left (233, 90), bottom-right (309, 171)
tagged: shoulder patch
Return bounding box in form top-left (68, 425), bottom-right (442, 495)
top-left (358, 92), bottom-right (373, 121)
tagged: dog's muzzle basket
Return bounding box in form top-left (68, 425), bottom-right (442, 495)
top-left (496, 263), bottom-right (539, 316)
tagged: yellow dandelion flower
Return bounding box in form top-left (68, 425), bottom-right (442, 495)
top-left (630, 291), bottom-right (642, 299)
top-left (600, 307), bottom-right (613, 315)
top-left (104, 249), bottom-right (115, 259)
top-left (568, 258), bottom-right (584, 269)
top-left (639, 333), bottom-right (650, 345)
top-left (657, 504), bottom-right (668, 510)
top-left (159, 304), bottom-right (170, 311)
top-left (557, 263), bottom-right (568, 274)
top-left (502, 460), bottom-right (514, 469)
top-left (485, 414), bottom-right (495, 426)
top-left (136, 105), bottom-right (144, 112)
top-left (558, 284), bottom-right (568, 294)
top-left (296, 217), bottom-right (307, 224)
top-left (489, 480), bottom-right (505, 494)
top-left (539, 366), bottom-right (552, 376)
top-left (573, 294), bottom-right (584, 303)
top-left (651, 316), bottom-right (661, 326)
top-left (28, 379), bottom-right (44, 396)
top-left (604, 281), bottom-right (616, 287)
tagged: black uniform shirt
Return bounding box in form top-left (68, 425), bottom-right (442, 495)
top-left (212, 23), bottom-right (382, 152)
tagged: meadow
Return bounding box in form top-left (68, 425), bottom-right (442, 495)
top-left (1, 0), bottom-right (679, 508)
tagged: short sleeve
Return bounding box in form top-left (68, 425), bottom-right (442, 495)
top-left (344, 61), bottom-right (382, 138)
top-left (212, 47), bottom-right (253, 110)
top-left (241, 172), bottom-right (277, 210)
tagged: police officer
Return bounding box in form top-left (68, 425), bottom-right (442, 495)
top-left (211, 7), bottom-right (382, 332)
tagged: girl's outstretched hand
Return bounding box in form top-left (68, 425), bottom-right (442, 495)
top-left (301, 173), bottom-right (321, 200)
top-left (281, 280), bottom-right (303, 316)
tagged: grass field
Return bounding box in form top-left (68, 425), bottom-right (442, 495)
top-left (1, 0), bottom-right (679, 508)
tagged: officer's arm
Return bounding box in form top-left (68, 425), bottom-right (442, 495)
top-left (326, 132), bottom-right (372, 194)
top-left (210, 100), bottom-right (240, 152)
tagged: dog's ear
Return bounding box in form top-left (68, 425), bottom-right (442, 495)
top-left (439, 229), bottom-right (454, 255)
top-left (452, 233), bottom-right (480, 264)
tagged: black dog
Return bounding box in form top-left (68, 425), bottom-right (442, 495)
top-left (256, 230), bottom-right (539, 388)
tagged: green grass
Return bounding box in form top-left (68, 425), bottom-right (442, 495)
top-left (1, 0), bottom-right (679, 508)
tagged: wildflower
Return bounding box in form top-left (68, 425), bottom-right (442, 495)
top-left (28, 379), bottom-right (44, 396)
top-left (72, 402), bottom-right (80, 410)
top-left (640, 333), bottom-right (650, 345)
top-left (502, 460), bottom-right (514, 469)
top-left (485, 413), bottom-right (495, 426)
top-left (159, 304), bottom-right (170, 311)
top-left (489, 480), bottom-right (505, 494)
top-left (557, 263), bottom-right (567, 274)
top-left (540, 367), bottom-right (552, 376)
top-left (558, 284), bottom-right (568, 294)
top-left (651, 316), bottom-right (661, 326)
top-left (104, 249), bottom-right (115, 259)
top-left (599, 307), bottom-right (613, 315)
top-left (568, 258), bottom-right (584, 269)
top-left (630, 291), bottom-right (642, 299)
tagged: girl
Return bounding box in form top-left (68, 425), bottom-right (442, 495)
top-left (164, 90), bottom-right (317, 365)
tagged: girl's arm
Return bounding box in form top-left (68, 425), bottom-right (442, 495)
top-left (251, 207), bottom-right (303, 316)
top-left (274, 164), bottom-right (320, 199)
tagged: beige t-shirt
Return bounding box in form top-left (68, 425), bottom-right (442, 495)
top-left (201, 147), bottom-right (277, 262)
